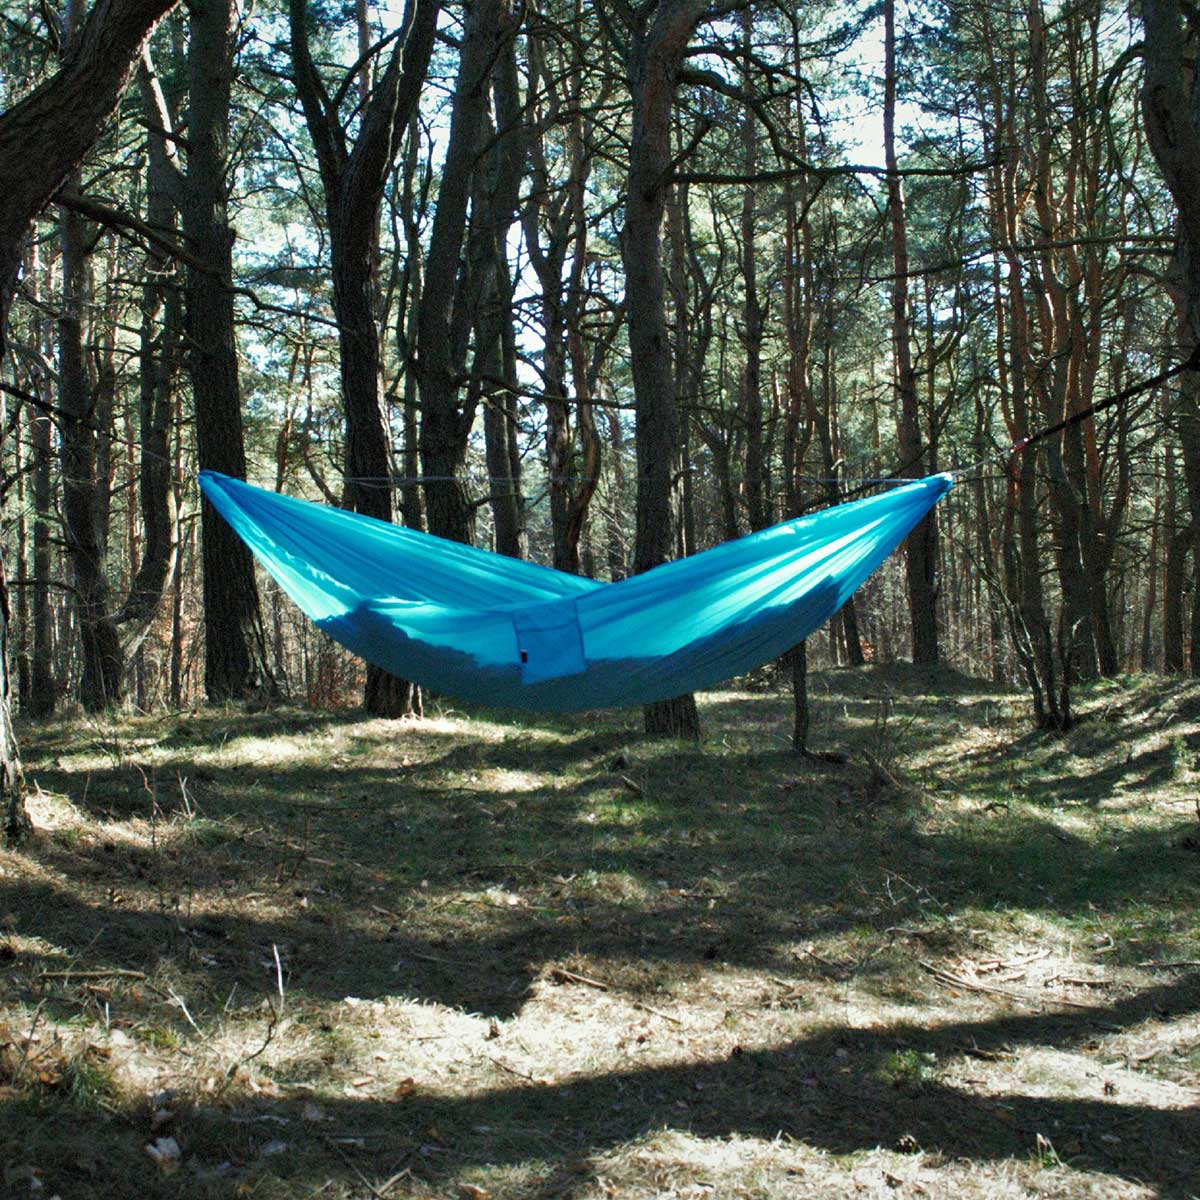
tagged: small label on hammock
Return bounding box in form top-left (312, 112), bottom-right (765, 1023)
top-left (512, 600), bottom-right (587, 684)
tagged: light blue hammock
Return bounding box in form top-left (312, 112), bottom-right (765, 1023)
top-left (199, 470), bottom-right (952, 711)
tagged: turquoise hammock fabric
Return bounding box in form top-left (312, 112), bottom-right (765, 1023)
top-left (199, 470), bottom-right (953, 711)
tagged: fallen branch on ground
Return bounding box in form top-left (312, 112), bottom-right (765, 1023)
top-left (39, 968), bottom-right (147, 981)
top-left (549, 967), bottom-right (609, 991)
top-left (919, 959), bottom-right (1098, 1011)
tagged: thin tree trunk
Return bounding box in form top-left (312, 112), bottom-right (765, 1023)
top-left (885, 0), bottom-right (938, 665)
top-left (26, 245), bottom-right (56, 717)
top-left (603, 408), bottom-right (628, 581)
top-left (184, 0), bottom-right (273, 701)
top-left (418, 0), bottom-right (515, 544)
top-left (290, 0), bottom-right (437, 715)
top-left (739, 8), bottom-right (767, 535)
top-left (118, 54), bottom-right (181, 658)
top-left (56, 46), bottom-right (124, 714)
top-left (475, 40), bottom-right (524, 559)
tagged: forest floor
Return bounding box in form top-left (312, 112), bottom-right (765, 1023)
top-left (0, 663), bottom-right (1197, 1200)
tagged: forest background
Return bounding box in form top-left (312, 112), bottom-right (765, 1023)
top-left (2, 4), bottom-right (1200, 1198)
top-left (2, 0), bottom-right (1200, 799)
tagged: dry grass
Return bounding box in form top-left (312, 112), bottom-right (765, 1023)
top-left (0, 664), bottom-right (1197, 1199)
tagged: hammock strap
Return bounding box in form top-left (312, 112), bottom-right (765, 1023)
top-left (1002, 343), bottom-right (1200, 462)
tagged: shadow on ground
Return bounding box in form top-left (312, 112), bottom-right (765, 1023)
top-left (1, 971), bottom-right (1196, 1198)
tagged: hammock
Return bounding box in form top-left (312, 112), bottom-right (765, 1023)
top-left (199, 470), bottom-right (952, 711)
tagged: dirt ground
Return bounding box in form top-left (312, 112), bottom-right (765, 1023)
top-left (0, 664), bottom-right (1197, 1199)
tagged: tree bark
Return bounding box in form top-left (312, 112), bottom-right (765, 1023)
top-left (23, 243), bottom-right (57, 718)
top-left (118, 54), bottom-right (182, 655)
top-left (0, 574), bottom-right (29, 844)
top-left (738, 7), bottom-right (768, 535)
top-left (0, 0), bottom-right (179, 837)
top-left (623, 0), bottom-right (707, 739)
top-left (474, 39), bottom-right (525, 559)
top-left (417, 0), bottom-right (516, 544)
top-left (183, 0), bottom-right (273, 701)
top-left (58, 181), bottom-right (124, 709)
top-left (885, 0), bottom-right (939, 666)
top-left (290, 0), bottom-right (438, 714)
top-left (0, 0), bottom-right (179, 351)
top-left (1143, 0), bottom-right (1200, 676)
top-left (785, 641), bottom-right (809, 754)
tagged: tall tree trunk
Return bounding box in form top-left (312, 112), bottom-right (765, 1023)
top-left (1143, 0), bottom-right (1200, 676)
top-left (58, 183), bottom-right (123, 708)
top-left (623, 1), bottom-right (705, 739)
top-left (184, 0), bottom-right (272, 701)
top-left (25, 244), bottom-right (57, 717)
top-left (397, 114), bottom-right (426, 535)
top-left (522, 22), bottom-right (603, 573)
top-left (41, 0), bottom-right (112, 712)
top-left (474, 40), bottom-right (525, 559)
top-left (119, 54), bottom-right (182, 659)
top-left (290, 0), bottom-right (438, 715)
top-left (1141, 482), bottom-right (1161, 671)
top-left (54, 0), bottom-right (120, 710)
top-left (780, 29), bottom-right (816, 748)
top-left (739, 7), bottom-right (768, 535)
top-left (0, 0), bottom-right (178, 835)
top-left (885, 0), bottom-right (938, 665)
top-left (13, 386), bottom-right (30, 713)
top-left (979, 4), bottom-right (1068, 727)
top-left (417, 0), bottom-right (515, 544)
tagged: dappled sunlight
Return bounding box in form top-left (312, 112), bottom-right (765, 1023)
top-left (3, 671), bottom-right (1199, 1198)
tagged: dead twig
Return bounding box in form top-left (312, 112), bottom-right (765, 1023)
top-left (1046, 975), bottom-right (1112, 988)
top-left (631, 1000), bottom-right (682, 1025)
top-left (166, 986), bottom-right (204, 1036)
top-left (409, 950), bottom-right (466, 966)
top-left (220, 943), bottom-right (285, 1089)
top-left (797, 944), bottom-right (839, 970)
top-left (549, 967), bottom-right (609, 991)
top-left (12, 1002), bottom-right (46, 1085)
top-left (323, 1137), bottom-right (409, 1199)
top-left (919, 960), bottom-right (1098, 1011)
top-left (1138, 959), bottom-right (1200, 969)
top-left (38, 968), bottom-right (147, 981)
top-left (487, 1055), bottom-right (540, 1083)
top-left (961, 1041), bottom-right (1014, 1062)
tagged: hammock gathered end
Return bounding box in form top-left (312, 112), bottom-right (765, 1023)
top-left (199, 470), bottom-right (953, 711)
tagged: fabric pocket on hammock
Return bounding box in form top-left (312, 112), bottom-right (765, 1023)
top-left (512, 599), bottom-right (587, 684)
